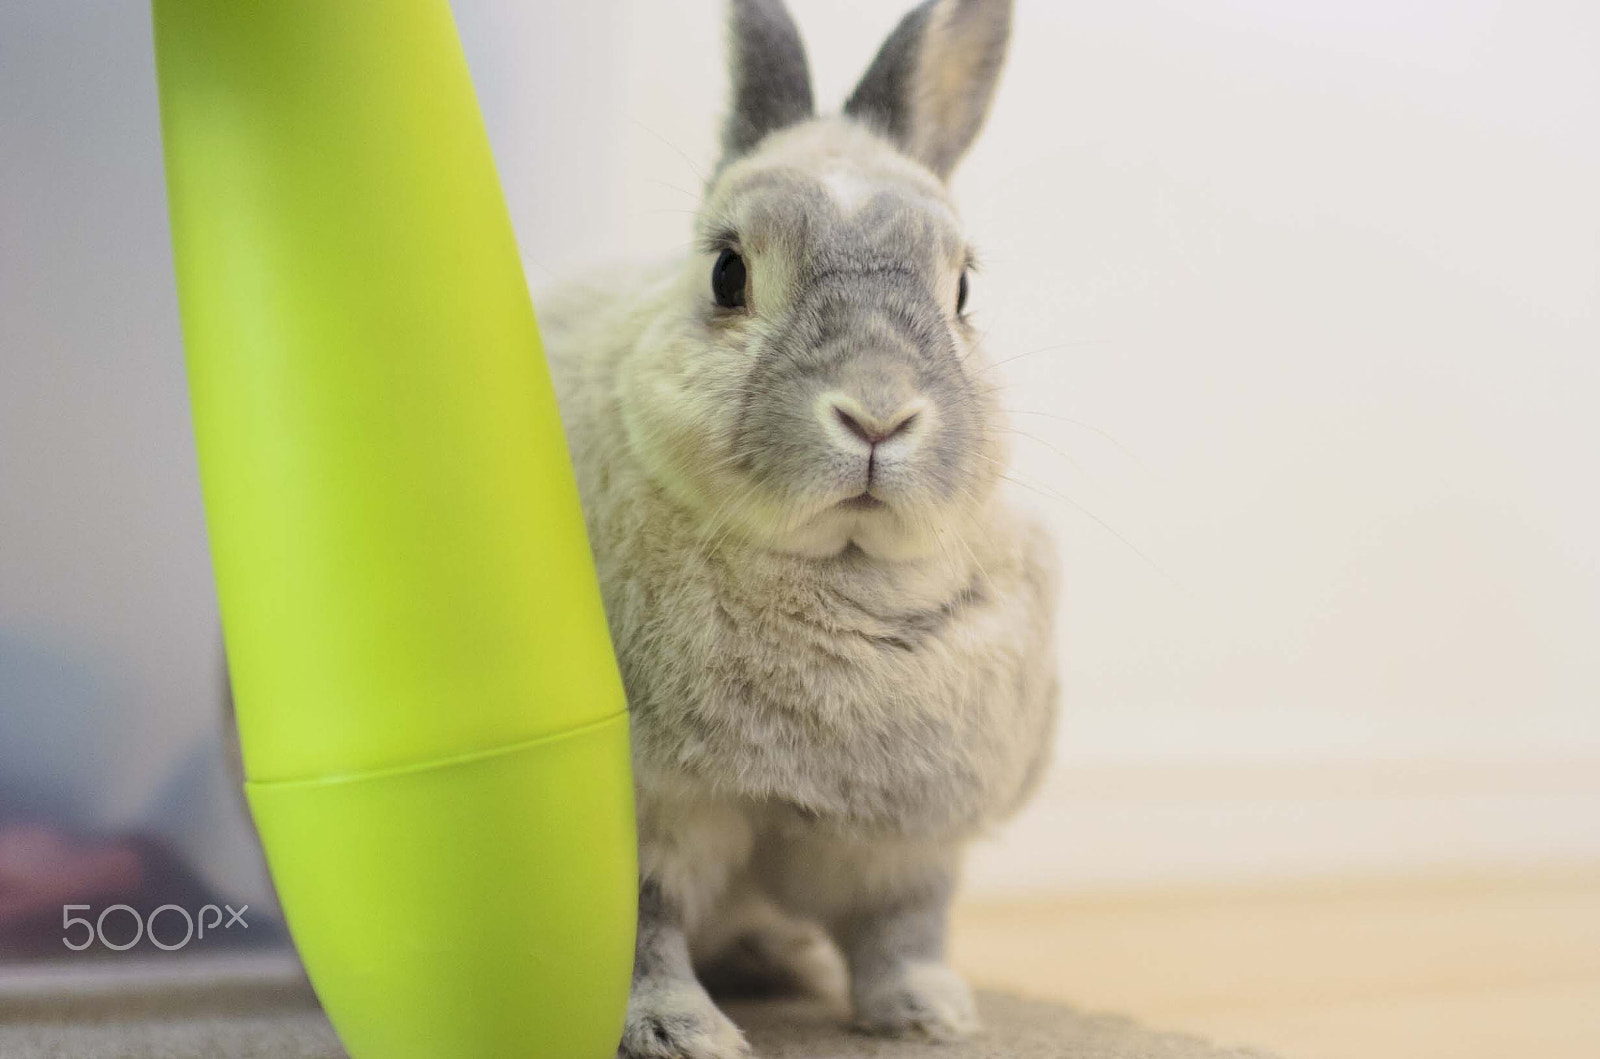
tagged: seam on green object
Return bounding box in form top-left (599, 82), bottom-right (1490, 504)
top-left (244, 710), bottom-right (631, 792)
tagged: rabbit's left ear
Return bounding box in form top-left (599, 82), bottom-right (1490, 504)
top-left (722, 0), bottom-right (816, 163)
top-left (845, 0), bottom-right (1012, 180)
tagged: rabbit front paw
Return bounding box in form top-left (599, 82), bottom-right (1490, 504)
top-left (618, 978), bottom-right (751, 1059)
top-left (851, 960), bottom-right (980, 1041)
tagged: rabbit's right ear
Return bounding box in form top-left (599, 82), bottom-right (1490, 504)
top-left (721, 0), bottom-right (816, 165)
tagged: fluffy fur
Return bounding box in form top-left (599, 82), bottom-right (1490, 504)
top-left (540, 1), bottom-right (1056, 1054)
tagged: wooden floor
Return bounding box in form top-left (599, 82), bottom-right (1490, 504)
top-left (950, 866), bottom-right (1600, 1059)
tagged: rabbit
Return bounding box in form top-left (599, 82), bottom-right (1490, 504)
top-left (538, 0), bottom-right (1057, 1055)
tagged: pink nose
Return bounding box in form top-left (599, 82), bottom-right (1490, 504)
top-left (828, 399), bottom-right (921, 446)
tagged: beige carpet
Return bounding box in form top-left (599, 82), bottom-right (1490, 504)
top-left (0, 956), bottom-right (1279, 1058)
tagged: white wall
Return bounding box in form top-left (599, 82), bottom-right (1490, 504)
top-left (478, 0), bottom-right (1600, 893)
top-left (2, 1), bottom-right (1597, 901)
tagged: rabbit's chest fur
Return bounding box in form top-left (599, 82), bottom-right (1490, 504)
top-left (542, 272), bottom-right (1057, 840)
top-left (626, 521), bottom-right (1054, 839)
top-left (608, 501), bottom-right (1055, 840)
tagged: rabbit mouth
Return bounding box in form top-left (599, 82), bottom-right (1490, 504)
top-left (838, 492), bottom-right (886, 511)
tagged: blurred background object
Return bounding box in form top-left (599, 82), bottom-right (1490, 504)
top-left (1, 2), bottom-right (1596, 1057)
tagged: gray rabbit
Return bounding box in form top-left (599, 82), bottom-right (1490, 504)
top-left (539, 0), bottom-right (1057, 1054)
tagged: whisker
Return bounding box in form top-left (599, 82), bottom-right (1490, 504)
top-left (978, 339), bottom-right (1115, 376)
top-left (631, 118), bottom-right (710, 185)
top-left (996, 472), bottom-right (1190, 596)
top-left (685, 485), bottom-right (751, 576)
top-left (1000, 409), bottom-right (1149, 468)
top-left (998, 427), bottom-right (1094, 480)
top-left (644, 178), bottom-right (701, 202)
top-left (945, 520), bottom-right (994, 597)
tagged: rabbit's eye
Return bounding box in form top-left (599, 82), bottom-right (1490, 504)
top-left (956, 269), bottom-right (970, 315)
top-left (712, 249), bottom-right (747, 309)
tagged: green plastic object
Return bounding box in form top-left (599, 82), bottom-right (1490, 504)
top-left (151, 2), bottom-right (636, 1056)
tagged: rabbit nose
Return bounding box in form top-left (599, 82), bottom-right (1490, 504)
top-left (823, 395), bottom-right (926, 448)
